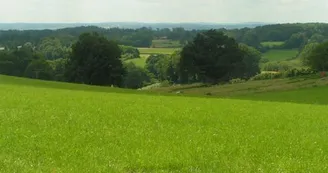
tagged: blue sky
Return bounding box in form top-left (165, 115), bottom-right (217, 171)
top-left (0, 0), bottom-right (327, 23)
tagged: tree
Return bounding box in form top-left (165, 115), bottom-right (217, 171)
top-left (309, 34), bottom-right (327, 43)
top-left (179, 30), bottom-right (244, 84)
top-left (120, 45), bottom-right (140, 60)
top-left (283, 32), bottom-right (307, 49)
top-left (237, 44), bottom-right (261, 78)
top-left (166, 51), bottom-right (181, 83)
top-left (0, 52), bottom-right (16, 75)
top-left (302, 41), bottom-right (328, 71)
top-left (241, 30), bottom-right (261, 48)
top-left (25, 58), bottom-right (54, 80)
top-left (0, 47), bottom-right (37, 77)
top-left (65, 32), bottom-right (125, 86)
top-left (123, 62), bottom-right (152, 89)
top-left (145, 54), bottom-right (166, 78)
top-left (48, 58), bottom-right (67, 81)
top-left (299, 42), bottom-right (319, 63)
top-left (7, 47), bottom-right (35, 76)
top-left (144, 53), bottom-right (180, 83)
top-left (38, 37), bottom-right (70, 60)
top-left (262, 62), bottom-right (291, 72)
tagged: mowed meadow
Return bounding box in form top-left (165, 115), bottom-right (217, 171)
top-left (1, 75), bottom-right (328, 172)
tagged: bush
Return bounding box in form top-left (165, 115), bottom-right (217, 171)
top-left (123, 62), bottom-right (153, 89)
top-left (283, 68), bottom-right (317, 78)
top-left (121, 53), bottom-right (138, 60)
top-left (251, 68), bottom-right (317, 81)
top-left (230, 78), bottom-right (246, 84)
top-left (260, 58), bottom-right (269, 63)
top-left (262, 62), bottom-right (291, 72)
top-left (160, 80), bottom-right (171, 87)
top-left (251, 72), bottom-right (283, 80)
top-left (120, 45), bottom-right (140, 60)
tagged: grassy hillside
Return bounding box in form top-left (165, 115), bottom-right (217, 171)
top-left (138, 48), bottom-right (179, 55)
top-left (0, 75), bottom-right (137, 95)
top-left (261, 41), bottom-right (284, 48)
top-left (151, 39), bottom-right (181, 48)
top-left (151, 75), bottom-right (328, 103)
top-left (1, 75), bottom-right (328, 172)
top-left (234, 86), bottom-right (328, 104)
top-left (262, 49), bottom-right (299, 62)
top-left (125, 55), bottom-right (150, 68)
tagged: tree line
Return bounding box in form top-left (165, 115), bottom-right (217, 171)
top-left (1, 23), bottom-right (328, 51)
top-left (0, 30), bottom-right (262, 88)
top-left (1, 24), bottom-right (328, 89)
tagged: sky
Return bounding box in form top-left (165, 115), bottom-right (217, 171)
top-left (0, 0), bottom-right (328, 23)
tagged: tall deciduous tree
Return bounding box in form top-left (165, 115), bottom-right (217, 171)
top-left (179, 30), bottom-right (244, 83)
top-left (302, 41), bottom-right (328, 71)
top-left (299, 42), bottom-right (319, 65)
top-left (237, 44), bottom-right (261, 78)
top-left (123, 62), bottom-right (152, 89)
top-left (65, 32), bottom-right (125, 86)
top-left (25, 58), bottom-right (54, 80)
top-left (38, 37), bottom-right (69, 60)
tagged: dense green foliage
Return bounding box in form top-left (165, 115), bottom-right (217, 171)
top-left (37, 37), bottom-right (70, 60)
top-left (299, 42), bottom-right (319, 61)
top-left (123, 62), bottom-right (152, 89)
top-left (0, 47), bottom-right (46, 77)
top-left (144, 53), bottom-right (180, 83)
top-left (251, 69), bottom-right (316, 80)
top-left (2, 23), bottom-right (328, 52)
top-left (151, 39), bottom-right (181, 48)
top-left (2, 23), bottom-right (328, 88)
top-left (179, 30), bottom-right (260, 83)
top-left (302, 41), bottom-right (328, 71)
top-left (24, 58), bottom-right (54, 80)
top-left (262, 62), bottom-right (291, 72)
top-left (120, 45), bottom-right (140, 60)
top-left (0, 27), bottom-right (154, 48)
top-left (238, 44), bottom-right (261, 78)
top-left (47, 58), bottom-right (66, 81)
top-left (180, 30), bottom-right (242, 83)
top-left (65, 32), bottom-right (125, 86)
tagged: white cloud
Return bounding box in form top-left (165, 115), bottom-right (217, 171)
top-left (0, 0), bottom-right (327, 23)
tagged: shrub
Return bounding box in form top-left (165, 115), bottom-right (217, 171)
top-left (121, 54), bottom-right (138, 60)
top-left (230, 78), bottom-right (246, 84)
top-left (262, 62), bottom-right (291, 72)
top-left (120, 45), bottom-right (140, 60)
top-left (283, 68), bottom-right (317, 78)
top-left (260, 58), bottom-right (269, 63)
top-left (123, 62), bottom-right (153, 89)
top-left (251, 72), bottom-right (283, 81)
top-left (252, 68), bottom-right (317, 81)
top-left (160, 80), bottom-right (171, 87)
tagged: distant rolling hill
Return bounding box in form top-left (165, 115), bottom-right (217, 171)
top-left (0, 22), bottom-right (269, 31)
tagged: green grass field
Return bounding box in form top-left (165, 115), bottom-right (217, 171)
top-left (1, 75), bottom-right (328, 172)
top-left (138, 48), bottom-right (179, 55)
top-left (262, 49), bottom-right (299, 62)
top-left (261, 41), bottom-right (285, 48)
top-left (125, 55), bottom-right (149, 68)
top-left (151, 39), bottom-right (181, 48)
top-left (235, 85), bottom-right (328, 104)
